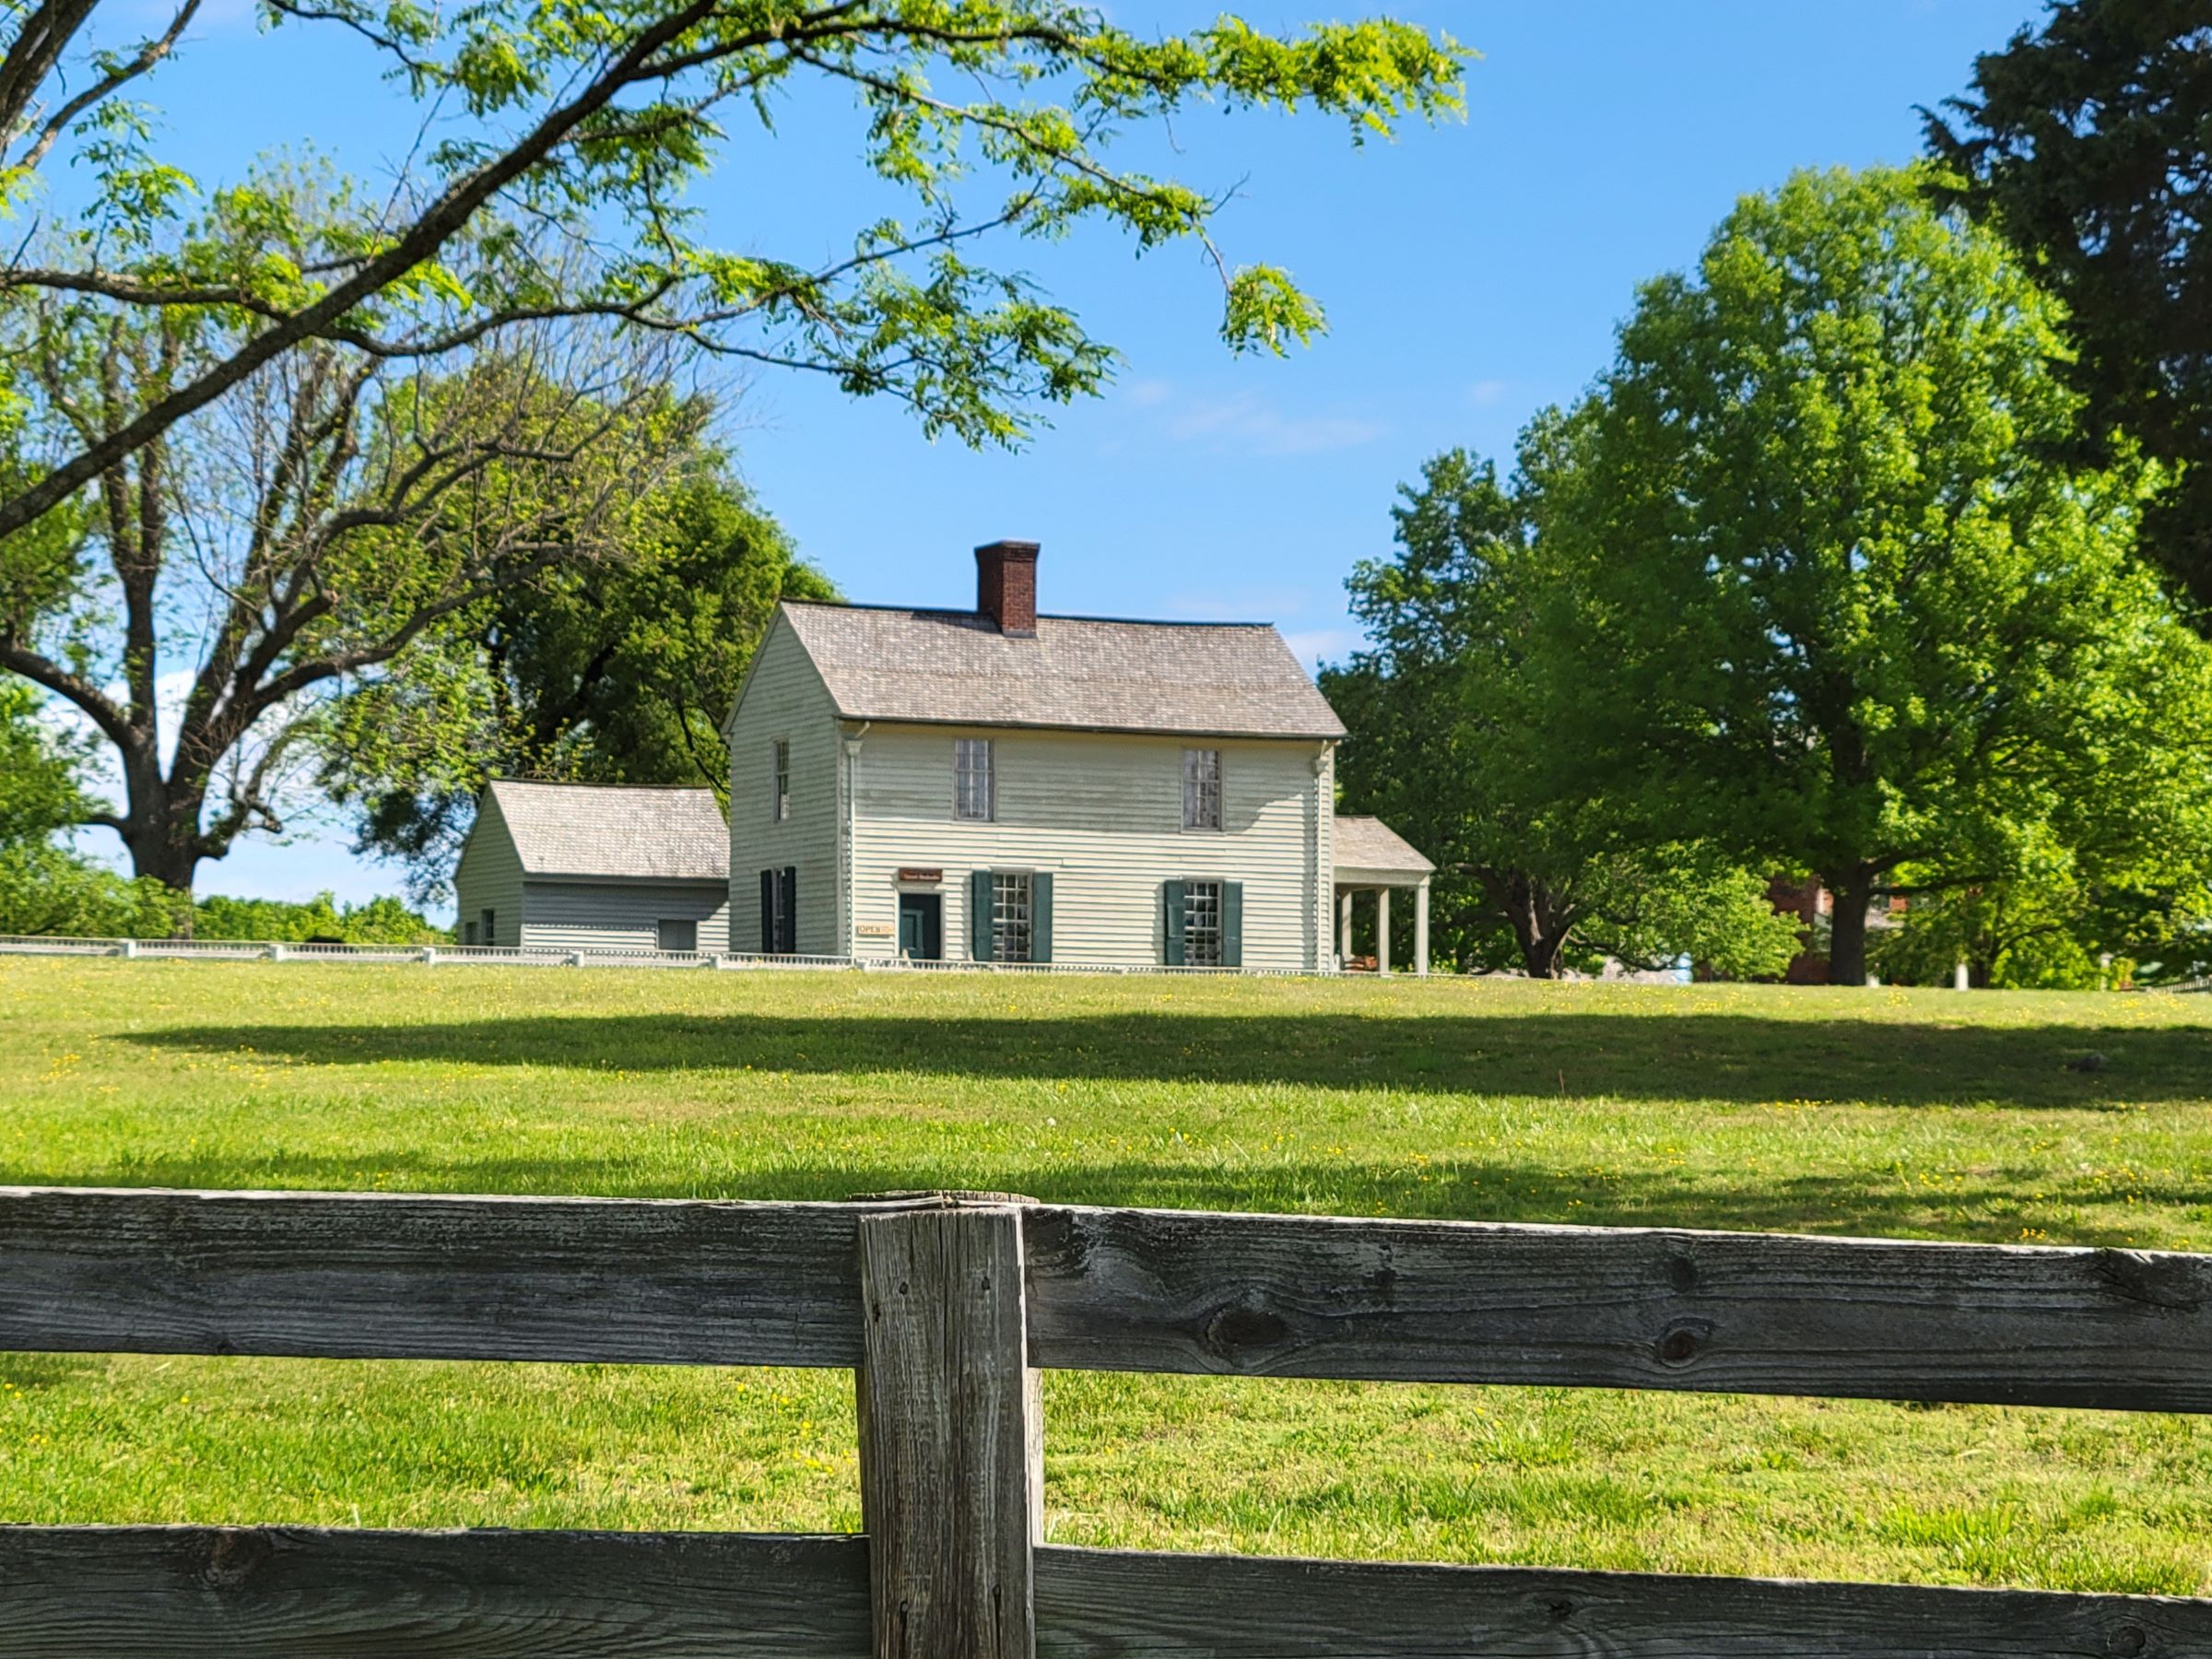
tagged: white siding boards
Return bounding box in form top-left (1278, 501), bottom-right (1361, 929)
top-left (844, 725), bottom-right (1326, 970)
top-left (724, 617), bottom-right (842, 956)
top-left (453, 791), bottom-right (525, 948)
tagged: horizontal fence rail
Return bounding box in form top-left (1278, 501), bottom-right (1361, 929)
top-left (0, 935), bottom-right (1329, 977)
top-left (5, 1185), bottom-right (2211, 1655)
top-left (0, 1530), bottom-right (2206, 1658)
top-left (6, 1187), bottom-right (2212, 1412)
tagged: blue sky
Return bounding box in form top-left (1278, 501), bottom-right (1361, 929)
top-left (76, 0), bottom-right (2044, 911)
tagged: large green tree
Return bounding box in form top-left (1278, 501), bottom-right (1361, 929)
top-left (0, 3), bottom-right (1465, 548)
top-left (1535, 167), bottom-right (2212, 985)
top-left (1323, 448), bottom-right (1800, 981)
top-left (0, 281), bottom-right (686, 894)
top-left (1926, 0), bottom-right (2212, 609)
top-left (320, 455), bottom-right (831, 900)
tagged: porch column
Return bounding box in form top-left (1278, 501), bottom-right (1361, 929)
top-left (1338, 888), bottom-right (1353, 968)
top-left (1377, 887), bottom-right (1391, 977)
top-left (1415, 880), bottom-right (1430, 977)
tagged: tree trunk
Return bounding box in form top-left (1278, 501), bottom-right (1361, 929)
top-left (117, 763), bottom-right (204, 932)
top-left (1481, 869), bottom-right (1573, 979)
top-left (1825, 876), bottom-right (1871, 986)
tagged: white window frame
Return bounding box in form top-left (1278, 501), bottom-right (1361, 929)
top-left (992, 870), bottom-right (1032, 963)
top-left (1182, 877), bottom-right (1224, 967)
top-left (955, 737), bottom-right (995, 822)
top-left (771, 738), bottom-right (791, 822)
top-left (1182, 747), bottom-right (1223, 831)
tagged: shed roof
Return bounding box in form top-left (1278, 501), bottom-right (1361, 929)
top-left (1334, 815), bottom-right (1435, 877)
top-left (778, 602), bottom-right (1346, 740)
top-left (484, 781), bottom-right (727, 881)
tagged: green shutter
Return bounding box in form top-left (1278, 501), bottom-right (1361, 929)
top-left (971, 869), bottom-right (994, 962)
top-left (1222, 880), bottom-right (1243, 969)
top-left (759, 870), bottom-right (775, 954)
top-left (1031, 872), bottom-right (1053, 964)
top-left (1162, 879), bottom-right (1185, 967)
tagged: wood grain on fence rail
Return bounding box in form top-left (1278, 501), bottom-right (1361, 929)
top-left (1031, 1545), bottom-right (2212, 1657)
top-left (0, 1186), bottom-right (885, 1369)
top-left (8, 1188), bottom-right (2212, 1413)
top-left (0, 1526), bottom-right (868, 1657)
top-left (1024, 1205), bottom-right (2212, 1412)
top-left (5, 1528), bottom-right (2205, 1659)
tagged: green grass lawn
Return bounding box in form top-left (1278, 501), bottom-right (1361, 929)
top-left (4, 959), bottom-right (2212, 1594)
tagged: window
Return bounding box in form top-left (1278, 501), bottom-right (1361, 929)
top-left (1182, 747), bottom-right (1222, 830)
top-left (657, 918), bottom-right (698, 953)
top-left (463, 920), bottom-right (478, 947)
top-left (479, 908), bottom-right (495, 947)
top-left (771, 739), bottom-right (791, 822)
top-left (759, 866), bottom-right (796, 954)
top-left (1182, 879), bottom-right (1224, 967)
top-left (954, 737), bottom-right (994, 821)
top-left (992, 872), bottom-right (1032, 964)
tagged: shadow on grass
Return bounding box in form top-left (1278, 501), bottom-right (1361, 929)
top-left (124, 1010), bottom-right (2212, 1108)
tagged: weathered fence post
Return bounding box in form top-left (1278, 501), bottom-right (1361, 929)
top-left (854, 1194), bottom-right (1041, 1659)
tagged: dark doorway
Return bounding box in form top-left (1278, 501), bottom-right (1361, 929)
top-left (898, 892), bottom-right (943, 961)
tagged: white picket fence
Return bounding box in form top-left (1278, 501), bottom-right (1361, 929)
top-left (0, 934), bottom-right (1341, 977)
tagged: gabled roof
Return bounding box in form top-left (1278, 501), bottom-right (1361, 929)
top-left (1333, 815), bottom-right (1435, 875)
top-left (482, 781), bottom-right (727, 881)
top-left (776, 601), bottom-right (1346, 741)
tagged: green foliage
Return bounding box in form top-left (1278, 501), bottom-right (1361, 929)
top-left (0, 680), bottom-right (91, 849)
top-left (1530, 166), bottom-right (2212, 984)
top-left (1324, 449), bottom-right (1798, 980)
top-left (0, 3), bottom-right (1467, 554)
top-left (0, 844), bottom-right (190, 937)
top-left (1926, 0), bottom-right (2212, 611)
top-left (190, 892), bottom-right (448, 945)
top-left (319, 450), bottom-right (830, 898)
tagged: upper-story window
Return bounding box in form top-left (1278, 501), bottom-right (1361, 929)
top-left (955, 738), bottom-right (994, 821)
top-left (1182, 747), bottom-right (1222, 830)
top-left (771, 739), bottom-right (791, 821)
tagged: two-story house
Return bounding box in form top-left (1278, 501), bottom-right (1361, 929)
top-left (724, 541), bottom-right (1419, 971)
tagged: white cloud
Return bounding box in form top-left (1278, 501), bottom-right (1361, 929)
top-left (1121, 380), bottom-right (1385, 457)
top-left (1466, 378), bottom-right (1510, 408)
top-left (1164, 392), bottom-right (1385, 457)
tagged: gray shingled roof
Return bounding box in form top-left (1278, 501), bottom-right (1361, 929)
top-left (487, 781), bottom-right (727, 880)
top-left (779, 603), bottom-right (1346, 740)
top-left (1334, 815), bottom-right (1434, 875)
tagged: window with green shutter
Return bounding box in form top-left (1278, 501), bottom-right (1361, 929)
top-left (1168, 878), bottom-right (1241, 968)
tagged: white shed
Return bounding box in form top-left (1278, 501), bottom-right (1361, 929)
top-left (453, 781), bottom-right (731, 953)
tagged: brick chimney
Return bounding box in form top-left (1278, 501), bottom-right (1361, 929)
top-left (974, 540), bottom-right (1039, 637)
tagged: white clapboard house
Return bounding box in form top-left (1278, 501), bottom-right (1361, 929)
top-left (452, 780), bottom-right (732, 953)
top-left (723, 540), bottom-right (1434, 971)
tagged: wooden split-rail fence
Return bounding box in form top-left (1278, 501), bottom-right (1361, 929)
top-left (3, 1184), bottom-right (2212, 1655)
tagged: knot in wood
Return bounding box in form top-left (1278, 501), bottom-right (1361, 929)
top-left (1654, 1320), bottom-right (1710, 1368)
top-left (2111, 1625), bottom-right (2147, 1658)
top-left (1204, 1300), bottom-right (1291, 1358)
top-left (195, 1527), bottom-right (272, 1590)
